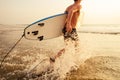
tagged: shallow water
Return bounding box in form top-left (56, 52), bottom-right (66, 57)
top-left (0, 24), bottom-right (120, 80)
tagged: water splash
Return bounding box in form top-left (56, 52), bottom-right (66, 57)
top-left (24, 38), bottom-right (88, 80)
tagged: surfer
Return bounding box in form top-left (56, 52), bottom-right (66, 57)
top-left (50, 0), bottom-right (82, 63)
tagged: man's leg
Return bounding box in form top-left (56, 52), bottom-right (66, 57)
top-left (49, 26), bottom-right (67, 63)
top-left (49, 27), bottom-right (79, 63)
top-left (55, 49), bottom-right (65, 59)
top-left (50, 49), bottom-right (65, 63)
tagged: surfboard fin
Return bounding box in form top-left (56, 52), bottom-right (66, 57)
top-left (38, 23), bottom-right (44, 27)
top-left (38, 36), bottom-right (44, 41)
top-left (32, 31), bottom-right (38, 35)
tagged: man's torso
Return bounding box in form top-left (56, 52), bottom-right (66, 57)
top-left (66, 4), bottom-right (81, 28)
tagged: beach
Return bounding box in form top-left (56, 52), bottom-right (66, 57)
top-left (0, 24), bottom-right (120, 80)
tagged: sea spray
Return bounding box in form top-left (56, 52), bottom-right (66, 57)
top-left (0, 33), bottom-right (92, 80)
top-left (54, 39), bottom-right (79, 78)
top-left (1, 24), bottom-right (120, 80)
top-left (25, 38), bottom-right (83, 80)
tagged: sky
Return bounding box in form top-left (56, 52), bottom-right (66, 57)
top-left (0, 0), bottom-right (120, 24)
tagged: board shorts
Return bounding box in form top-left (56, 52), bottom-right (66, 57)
top-left (62, 27), bottom-right (79, 41)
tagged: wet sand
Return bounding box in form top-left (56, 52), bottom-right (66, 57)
top-left (0, 24), bottom-right (120, 80)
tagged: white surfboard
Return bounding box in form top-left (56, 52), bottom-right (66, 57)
top-left (24, 13), bottom-right (67, 41)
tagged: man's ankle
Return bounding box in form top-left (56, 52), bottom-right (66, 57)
top-left (50, 57), bottom-right (55, 63)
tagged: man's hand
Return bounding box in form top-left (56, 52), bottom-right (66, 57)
top-left (66, 23), bottom-right (72, 32)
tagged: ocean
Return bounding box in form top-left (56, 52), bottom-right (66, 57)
top-left (0, 24), bottom-right (120, 80)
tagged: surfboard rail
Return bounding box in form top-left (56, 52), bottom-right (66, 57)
top-left (25, 12), bottom-right (67, 28)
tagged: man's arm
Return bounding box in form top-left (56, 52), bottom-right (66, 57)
top-left (66, 6), bottom-right (80, 32)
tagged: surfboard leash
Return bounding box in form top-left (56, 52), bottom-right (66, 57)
top-left (17, 58), bottom-right (48, 80)
top-left (0, 34), bottom-right (25, 68)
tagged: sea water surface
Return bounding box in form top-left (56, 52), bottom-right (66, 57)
top-left (0, 24), bottom-right (120, 80)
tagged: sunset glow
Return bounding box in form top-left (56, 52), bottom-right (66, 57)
top-left (0, 0), bottom-right (119, 24)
